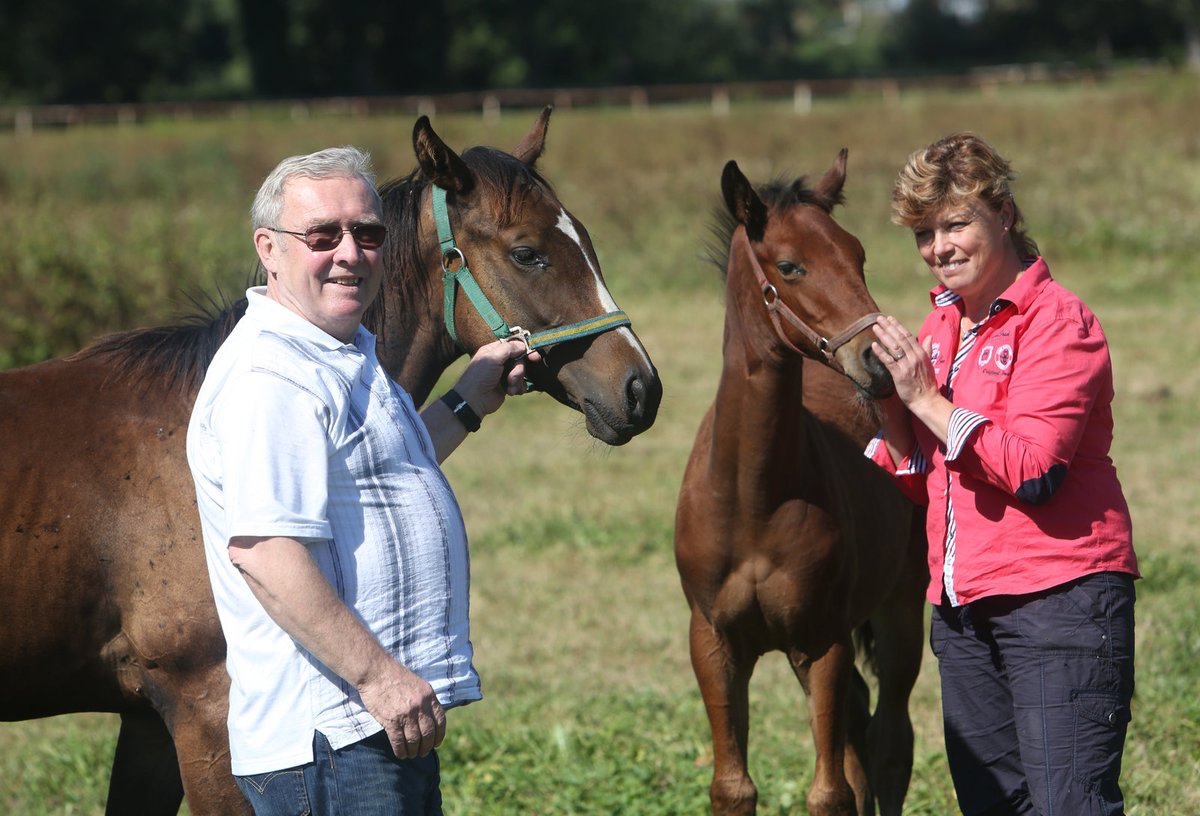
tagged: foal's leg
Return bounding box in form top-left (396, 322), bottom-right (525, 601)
top-left (846, 664), bottom-right (875, 815)
top-left (689, 608), bottom-right (758, 816)
top-left (790, 638), bottom-right (862, 816)
top-left (106, 710), bottom-right (184, 816)
top-left (866, 545), bottom-right (926, 815)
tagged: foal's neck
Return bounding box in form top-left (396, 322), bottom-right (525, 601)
top-left (712, 304), bottom-right (811, 464)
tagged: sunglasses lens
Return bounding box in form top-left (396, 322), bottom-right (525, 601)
top-left (303, 225), bottom-right (343, 251)
top-left (352, 224), bottom-right (387, 249)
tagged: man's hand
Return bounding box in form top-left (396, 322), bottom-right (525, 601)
top-left (455, 339), bottom-right (542, 416)
top-left (358, 661), bottom-right (447, 759)
top-left (421, 339), bottom-right (541, 461)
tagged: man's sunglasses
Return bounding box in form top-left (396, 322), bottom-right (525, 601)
top-left (267, 223), bottom-right (388, 252)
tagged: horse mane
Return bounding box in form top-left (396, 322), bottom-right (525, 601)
top-left (71, 143), bottom-right (554, 395)
top-left (706, 175), bottom-right (839, 282)
top-left (70, 287), bottom-right (252, 395)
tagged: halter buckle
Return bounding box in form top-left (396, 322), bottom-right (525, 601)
top-left (507, 326), bottom-right (533, 356)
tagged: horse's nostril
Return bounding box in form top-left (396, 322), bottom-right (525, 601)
top-left (625, 370), bottom-right (663, 425)
top-left (627, 375), bottom-right (645, 416)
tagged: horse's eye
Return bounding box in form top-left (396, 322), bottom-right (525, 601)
top-left (511, 246), bottom-right (544, 268)
top-left (777, 261), bottom-right (807, 278)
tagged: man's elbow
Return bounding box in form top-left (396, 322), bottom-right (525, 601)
top-left (227, 536), bottom-right (265, 570)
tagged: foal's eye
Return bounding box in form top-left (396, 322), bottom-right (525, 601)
top-left (511, 246), bottom-right (545, 268)
top-left (776, 260), bottom-right (807, 278)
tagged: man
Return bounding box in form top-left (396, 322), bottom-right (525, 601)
top-left (187, 146), bottom-right (533, 814)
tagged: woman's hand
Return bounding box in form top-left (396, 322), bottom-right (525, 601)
top-left (872, 314), bottom-right (953, 445)
top-left (871, 315), bottom-right (938, 411)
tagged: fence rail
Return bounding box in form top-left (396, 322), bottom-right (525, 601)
top-left (2, 65), bottom-right (1112, 134)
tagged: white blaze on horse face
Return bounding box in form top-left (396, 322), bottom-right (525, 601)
top-left (556, 209), bottom-right (618, 311)
top-left (555, 209), bottom-right (651, 363)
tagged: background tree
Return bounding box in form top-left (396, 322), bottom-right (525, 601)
top-left (0, 0), bottom-right (1194, 106)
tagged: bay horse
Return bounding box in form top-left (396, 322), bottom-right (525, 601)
top-left (0, 108), bottom-right (661, 815)
top-left (674, 153), bottom-right (926, 815)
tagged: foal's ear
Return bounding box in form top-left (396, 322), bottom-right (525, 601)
top-left (812, 148), bottom-right (848, 213)
top-left (512, 106), bottom-right (553, 166)
top-left (721, 160), bottom-right (768, 242)
top-left (413, 115), bottom-right (474, 193)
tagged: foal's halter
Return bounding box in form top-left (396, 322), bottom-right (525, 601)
top-left (731, 225), bottom-right (880, 368)
top-left (432, 185), bottom-right (631, 355)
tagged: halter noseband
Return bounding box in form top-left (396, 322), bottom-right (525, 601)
top-left (432, 185), bottom-right (631, 357)
top-left (732, 225), bottom-right (880, 368)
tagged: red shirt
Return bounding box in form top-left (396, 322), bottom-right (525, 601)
top-left (867, 258), bottom-right (1138, 605)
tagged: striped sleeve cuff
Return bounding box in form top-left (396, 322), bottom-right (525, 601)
top-left (864, 432), bottom-right (930, 475)
top-left (900, 441), bottom-right (930, 476)
top-left (946, 407), bottom-right (990, 461)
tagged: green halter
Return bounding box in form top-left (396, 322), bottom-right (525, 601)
top-left (432, 185), bottom-right (631, 354)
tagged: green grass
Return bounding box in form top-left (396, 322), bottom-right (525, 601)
top-left (3, 68), bottom-right (1198, 814)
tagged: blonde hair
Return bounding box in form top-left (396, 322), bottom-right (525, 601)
top-left (891, 133), bottom-right (1038, 258)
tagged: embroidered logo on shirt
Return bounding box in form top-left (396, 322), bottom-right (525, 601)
top-left (995, 344), bottom-right (1013, 371)
top-left (977, 343), bottom-right (1014, 375)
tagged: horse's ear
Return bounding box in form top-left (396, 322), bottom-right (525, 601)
top-left (512, 106), bottom-right (552, 166)
top-left (721, 160), bottom-right (768, 242)
top-left (413, 115), bottom-right (474, 193)
top-left (812, 148), bottom-right (848, 212)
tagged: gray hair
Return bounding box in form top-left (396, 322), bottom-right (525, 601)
top-left (251, 146), bottom-right (380, 229)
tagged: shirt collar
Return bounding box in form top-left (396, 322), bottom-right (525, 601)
top-left (244, 286), bottom-right (376, 355)
top-left (928, 256), bottom-right (1052, 319)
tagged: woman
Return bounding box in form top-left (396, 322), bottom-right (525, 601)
top-left (867, 133), bottom-right (1139, 816)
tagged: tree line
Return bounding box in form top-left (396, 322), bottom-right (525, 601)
top-left (2, 0), bottom-right (1197, 106)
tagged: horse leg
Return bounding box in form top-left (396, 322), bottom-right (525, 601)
top-left (865, 572), bottom-right (925, 815)
top-left (789, 639), bottom-right (862, 816)
top-left (689, 607), bottom-right (758, 816)
top-left (106, 710), bottom-right (184, 816)
top-left (174, 731), bottom-right (251, 816)
top-left (846, 664), bottom-right (874, 815)
top-left (169, 681), bottom-right (252, 816)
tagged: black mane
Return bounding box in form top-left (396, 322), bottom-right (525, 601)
top-left (72, 288), bottom-right (251, 395)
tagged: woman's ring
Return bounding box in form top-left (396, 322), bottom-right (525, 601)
top-left (893, 349), bottom-right (905, 361)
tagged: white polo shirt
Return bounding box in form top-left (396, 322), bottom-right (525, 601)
top-left (187, 287), bottom-right (480, 776)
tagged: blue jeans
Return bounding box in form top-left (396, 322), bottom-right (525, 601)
top-left (235, 730), bottom-right (442, 816)
top-left (932, 572), bottom-right (1135, 816)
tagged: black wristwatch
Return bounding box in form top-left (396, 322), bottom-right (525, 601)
top-left (440, 389), bottom-right (482, 432)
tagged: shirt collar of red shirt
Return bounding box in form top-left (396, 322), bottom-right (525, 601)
top-left (928, 256), bottom-right (1053, 321)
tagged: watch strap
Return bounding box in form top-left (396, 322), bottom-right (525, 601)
top-left (440, 388), bottom-right (482, 432)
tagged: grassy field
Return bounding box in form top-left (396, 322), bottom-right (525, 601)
top-left (3, 69), bottom-right (1198, 813)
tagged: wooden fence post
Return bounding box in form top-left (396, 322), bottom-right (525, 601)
top-left (793, 83), bottom-right (812, 115)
